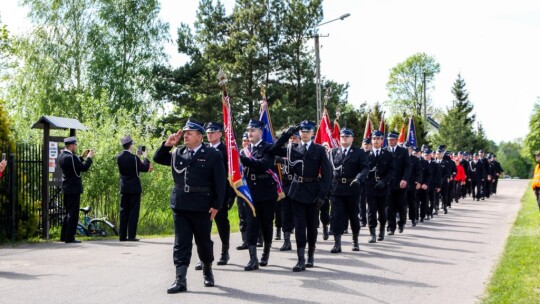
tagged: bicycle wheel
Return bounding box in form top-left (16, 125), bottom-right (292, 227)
top-left (87, 219), bottom-right (118, 237)
top-left (76, 223), bottom-right (88, 236)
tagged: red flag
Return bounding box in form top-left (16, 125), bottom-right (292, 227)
top-left (398, 124), bottom-right (406, 144)
top-left (363, 113), bottom-right (373, 139)
top-left (332, 119), bottom-right (340, 147)
top-left (314, 109), bottom-right (338, 148)
top-left (222, 95), bottom-right (256, 216)
top-left (379, 115), bottom-right (387, 147)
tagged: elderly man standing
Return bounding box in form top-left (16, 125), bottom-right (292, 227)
top-left (154, 119), bottom-right (225, 294)
top-left (58, 137), bottom-right (94, 244)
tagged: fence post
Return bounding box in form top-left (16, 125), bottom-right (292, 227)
top-left (41, 125), bottom-right (50, 239)
top-left (8, 152), bottom-right (16, 241)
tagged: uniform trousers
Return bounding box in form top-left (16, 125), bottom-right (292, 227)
top-left (388, 189), bottom-right (407, 230)
top-left (291, 200), bottom-right (319, 249)
top-left (274, 200), bottom-right (282, 229)
top-left (427, 190), bottom-right (436, 216)
top-left (471, 181), bottom-right (482, 200)
top-left (245, 199), bottom-right (275, 246)
top-left (281, 196), bottom-right (295, 233)
top-left (319, 199), bottom-right (330, 227)
top-left (453, 182), bottom-right (462, 203)
top-left (359, 188), bottom-right (367, 226)
top-left (418, 189), bottom-right (429, 219)
top-left (214, 201), bottom-right (230, 246)
top-left (367, 194), bottom-right (388, 229)
top-left (119, 193), bottom-right (141, 240)
top-left (237, 197), bottom-right (248, 233)
top-left (406, 190), bottom-right (417, 223)
top-left (330, 195), bottom-right (360, 236)
top-left (172, 210), bottom-right (213, 267)
top-left (61, 193), bottom-right (81, 242)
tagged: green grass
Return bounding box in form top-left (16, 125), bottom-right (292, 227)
top-left (482, 185), bottom-right (540, 304)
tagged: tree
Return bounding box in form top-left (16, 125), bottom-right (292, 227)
top-left (497, 140), bottom-right (532, 178)
top-left (430, 74), bottom-right (477, 151)
top-left (524, 98), bottom-right (540, 157)
top-left (385, 52), bottom-right (440, 117)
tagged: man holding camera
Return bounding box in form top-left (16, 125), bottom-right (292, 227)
top-left (271, 120), bottom-right (332, 272)
top-left (58, 136), bottom-right (94, 244)
top-left (116, 135), bottom-right (151, 242)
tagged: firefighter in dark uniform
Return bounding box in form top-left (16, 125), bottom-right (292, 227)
top-left (445, 151), bottom-right (457, 208)
top-left (478, 150), bottom-right (490, 199)
top-left (416, 147), bottom-right (432, 222)
top-left (116, 135), bottom-right (151, 241)
top-left (274, 131), bottom-right (301, 251)
top-left (365, 131), bottom-right (395, 243)
top-left (58, 136), bottom-right (93, 244)
top-left (459, 151), bottom-right (470, 199)
top-left (239, 119), bottom-right (278, 271)
top-left (270, 120), bottom-right (332, 272)
top-left (491, 154), bottom-right (503, 194)
top-left (386, 132), bottom-right (411, 235)
top-left (469, 152), bottom-right (484, 201)
top-left (404, 142), bottom-right (422, 227)
top-left (424, 149), bottom-right (441, 220)
top-left (153, 119), bottom-right (225, 294)
top-left (328, 128), bottom-right (369, 253)
top-left (434, 147), bottom-right (451, 214)
top-left (359, 137), bottom-right (372, 227)
top-left (192, 122), bottom-right (237, 271)
top-left (236, 132), bottom-right (250, 250)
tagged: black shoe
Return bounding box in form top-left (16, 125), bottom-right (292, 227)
top-left (322, 226), bottom-right (329, 241)
top-left (306, 246), bottom-right (315, 268)
top-left (420, 219), bottom-right (424, 223)
top-left (119, 238), bottom-right (127, 242)
top-left (343, 229), bottom-right (349, 234)
top-left (330, 235), bottom-right (342, 253)
top-left (257, 242), bottom-right (263, 248)
top-left (202, 263), bottom-right (214, 287)
top-left (398, 226), bottom-right (404, 233)
top-left (377, 227), bottom-right (385, 241)
top-left (65, 240), bottom-right (81, 244)
top-left (259, 244), bottom-right (271, 266)
top-left (280, 232), bottom-right (292, 251)
top-left (167, 265), bottom-right (188, 294)
top-left (361, 222), bottom-right (367, 227)
top-left (412, 221), bottom-right (417, 227)
top-left (293, 248), bottom-right (306, 272)
top-left (444, 207), bottom-right (448, 214)
top-left (368, 228), bottom-right (376, 243)
top-left (388, 230), bottom-right (395, 236)
top-left (244, 246), bottom-right (259, 271)
top-left (434, 210), bottom-right (439, 215)
top-left (194, 261), bottom-right (202, 271)
top-left (127, 238), bottom-right (140, 242)
top-left (217, 246), bottom-right (230, 265)
top-left (275, 228), bottom-right (281, 240)
top-left (236, 243), bottom-right (248, 250)
top-left (352, 233), bottom-right (360, 251)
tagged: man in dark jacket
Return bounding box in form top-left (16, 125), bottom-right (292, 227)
top-left (270, 120), bottom-right (332, 272)
top-left (154, 119), bottom-right (225, 293)
top-left (404, 143), bottom-right (422, 227)
top-left (328, 128), bottom-right (369, 253)
top-left (386, 132), bottom-right (411, 234)
top-left (239, 119), bottom-right (279, 271)
top-left (58, 136), bottom-right (93, 244)
top-left (116, 135), bottom-right (151, 242)
top-left (417, 148), bottom-right (432, 222)
top-left (365, 131), bottom-right (395, 243)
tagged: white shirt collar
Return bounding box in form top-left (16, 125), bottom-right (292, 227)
top-left (189, 144), bottom-right (203, 154)
top-left (211, 142), bottom-right (221, 149)
top-left (252, 140), bottom-right (263, 150)
top-left (302, 140), bottom-right (312, 150)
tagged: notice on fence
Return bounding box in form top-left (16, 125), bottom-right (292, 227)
top-left (49, 142), bottom-right (58, 158)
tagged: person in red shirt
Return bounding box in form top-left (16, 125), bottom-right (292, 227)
top-left (453, 157), bottom-right (467, 203)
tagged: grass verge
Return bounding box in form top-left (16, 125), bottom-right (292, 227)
top-left (482, 185), bottom-right (540, 303)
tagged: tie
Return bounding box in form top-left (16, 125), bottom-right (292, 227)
top-left (375, 150), bottom-right (379, 157)
top-left (392, 147), bottom-right (395, 153)
top-left (303, 144), bottom-right (308, 156)
top-left (343, 148), bottom-right (347, 156)
top-left (188, 150), bottom-right (194, 160)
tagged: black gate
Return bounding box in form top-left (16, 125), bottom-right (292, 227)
top-left (0, 143), bottom-right (64, 241)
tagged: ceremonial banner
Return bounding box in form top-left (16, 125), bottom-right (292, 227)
top-left (379, 115), bottom-right (387, 148)
top-left (406, 116), bottom-right (417, 148)
top-left (222, 94), bottom-right (256, 216)
top-left (315, 109), bottom-right (339, 148)
top-left (332, 119), bottom-right (340, 146)
top-left (398, 124), bottom-right (406, 145)
top-left (363, 113), bottom-right (373, 139)
top-left (259, 99), bottom-right (285, 200)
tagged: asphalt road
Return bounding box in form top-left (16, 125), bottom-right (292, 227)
top-left (0, 179), bottom-right (528, 304)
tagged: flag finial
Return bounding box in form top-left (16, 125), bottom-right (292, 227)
top-left (218, 69), bottom-right (228, 87)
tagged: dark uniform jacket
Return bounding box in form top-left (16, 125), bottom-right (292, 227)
top-left (58, 150), bottom-right (93, 194)
top-left (428, 159), bottom-right (441, 190)
top-left (493, 160), bottom-right (503, 177)
top-left (116, 150), bottom-right (151, 194)
top-left (329, 145), bottom-right (369, 196)
top-left (460, 159), bottom-right (470, 178)
top-left (468, 160), bottom-right (484, 182)
top-left (407, 153), bottom-right (422, 191)
top-left (419, 157), bottom-right (432, 189)
top-left (153, 143), bottom-right (225, 212)
top-left (387, 145), bottom-right (411, 190)
top-left (270, 134), bottom-right (332, 204)
top-left (437, 159), bottom-right (451, 184)
top-left (480, 158), bottom-right (490, 179)
top-left (240, 141), bottom-right (278, 203)
top-left (211, 142), bottom-right (237, 203)
top-left (365, 148), bottom-right (395, 196)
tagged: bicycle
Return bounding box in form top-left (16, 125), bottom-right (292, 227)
top-left (76, 206), bottom-right (118, 237)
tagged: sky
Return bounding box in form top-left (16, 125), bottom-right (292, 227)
top-left (2, 0), bottom-right (539, 143)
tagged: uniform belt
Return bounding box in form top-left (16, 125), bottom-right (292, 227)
top-left (250, 174), bottom-right (271, 181)
top-left (294, 175), bottom-right (319, 183)
top-left (334, 177), bottom-right (356, 184)
top-left (174, 185), bottom-right (211, 193)
top-left (286, 175), bottom-right (293, 181)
